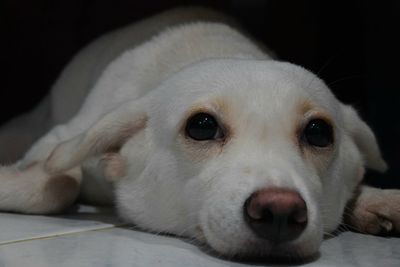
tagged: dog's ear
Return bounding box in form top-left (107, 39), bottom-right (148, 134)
top-left (341, 104), bottom-right (387, 172)
top-left (45, 100), bottom-right (148, 174)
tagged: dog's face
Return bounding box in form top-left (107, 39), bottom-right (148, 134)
top-left (48, 59), bottom-right (386, 259)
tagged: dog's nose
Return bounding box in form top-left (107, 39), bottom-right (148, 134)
top-left (243, 188), bottom-right (308, 243)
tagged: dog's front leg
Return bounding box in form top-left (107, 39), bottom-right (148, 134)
top-left (0, 123), bottom-right (84, 214)
top-left (0, 162), bottom-right (81, 214)
top-left (346, 185), bottom-right (400, 235)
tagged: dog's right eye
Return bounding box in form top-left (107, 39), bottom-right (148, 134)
top-left (185, 113), bottom-right (222, 141)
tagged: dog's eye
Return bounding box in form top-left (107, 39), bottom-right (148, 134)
top-left (303, 119), bottom-right (333, 147)
top-left (185, 113), bottom-right (222, 141)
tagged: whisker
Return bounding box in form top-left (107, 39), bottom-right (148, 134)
top-left (316, 53), bottom-right (341, 77)
top-left (327, 74), bottom-right (363, 88)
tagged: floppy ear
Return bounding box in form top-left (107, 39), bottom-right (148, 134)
top-left (45, 100), bottom-right (147, 174)
top-left (341, 104), bottom-right (387, 172)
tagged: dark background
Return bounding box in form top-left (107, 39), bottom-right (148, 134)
top-left (1, 0), bottom-right (399, 187)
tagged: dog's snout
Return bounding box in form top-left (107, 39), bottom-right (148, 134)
top-left (243, 188), bottom-right (308, 243)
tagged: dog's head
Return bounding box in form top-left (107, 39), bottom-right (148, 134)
top-left (47, 59), bottom-right (386, 260)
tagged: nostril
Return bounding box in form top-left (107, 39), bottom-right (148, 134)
top-left (245, 195), bottom-right (272, 221)
top-left (290, 205), bottom-right (308, 224)
top-left (243, 188), bottom-right (308, 243)
top-left (259, 207), bottom-right (274, 223)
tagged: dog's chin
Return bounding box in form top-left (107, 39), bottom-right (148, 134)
top-left (199, 228), bottom-right (320, 263)
top-left (205, 240), bottom-right (319, 264)
top-left (231, 249), bottom-right (320, 265)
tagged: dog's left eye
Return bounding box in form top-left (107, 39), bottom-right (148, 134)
top-left (303, 119), bottom-right (333, 147)
top-left (185, 113), bottom-right (223, 141)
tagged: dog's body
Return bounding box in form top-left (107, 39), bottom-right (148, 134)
top-left (1, 7), bottom-right (399, 260)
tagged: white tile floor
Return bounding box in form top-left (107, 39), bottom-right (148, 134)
top-left (1, 205), bottom-right (399, 267)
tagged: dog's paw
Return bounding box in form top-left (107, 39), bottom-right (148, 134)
top-left (41, 174), bottom-right (81, 213)
top-left (346, 186), bottom-right (400, 235)
top-left (0, 162), bottom-right (81, 214)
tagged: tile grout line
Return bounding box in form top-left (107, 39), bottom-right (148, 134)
top-left (0, 223), bottom-right (129, 247)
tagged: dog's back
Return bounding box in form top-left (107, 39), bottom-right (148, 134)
top-left (49, 7), bottom-right (240, 125)
top-left (0, 7), bottom-right (254, 163)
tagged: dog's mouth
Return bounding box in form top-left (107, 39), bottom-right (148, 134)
top-left (196, 237), bottom-right (319, 264)
top-left (195, 224), bottom-right (319, 263)
top-left (230, 248), bottom-right (320, 265)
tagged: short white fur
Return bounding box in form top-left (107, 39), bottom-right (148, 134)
top-left (0, 7), bottom-right (397, 260)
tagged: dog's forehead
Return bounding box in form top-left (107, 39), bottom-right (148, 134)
top-left (151, 59), bottom-right (340, 124)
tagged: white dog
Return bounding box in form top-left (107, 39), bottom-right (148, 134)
top-left (0, 7), bottom-right (399, 260)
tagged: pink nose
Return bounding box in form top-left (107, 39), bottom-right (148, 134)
top-left (243, 188), bottom-right (308, 243)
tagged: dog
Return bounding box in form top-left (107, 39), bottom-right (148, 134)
top-left (1, 7), bottom-right (399, 260)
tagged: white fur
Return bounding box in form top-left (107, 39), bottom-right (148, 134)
top-left (0, 7), bottom-right (397, 259)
